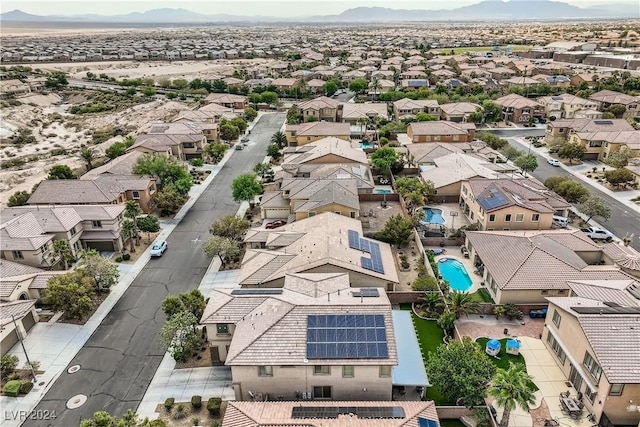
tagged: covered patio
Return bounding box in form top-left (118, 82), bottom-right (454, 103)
top-left (391, 310), bottom-right (429, 401)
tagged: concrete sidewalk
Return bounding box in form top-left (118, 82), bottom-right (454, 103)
top-left (0, 147), bottom-right (238, 427)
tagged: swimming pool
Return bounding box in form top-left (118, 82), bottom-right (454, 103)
top-left (438, 258), bottom-right (473, 292)
top-left (375, 188), bottom-right (392, 194)
top-left (422, 207), bottom-right (446, 224)
top-left (360, 142), bottom-right (372, 149)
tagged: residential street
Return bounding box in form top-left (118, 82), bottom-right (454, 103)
top-left (24, 113), bottom-right (285, 427)
top-left (505, 136), bottom-right (640, 251)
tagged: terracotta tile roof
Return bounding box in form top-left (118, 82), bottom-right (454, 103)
top-left (0, 259), bottom-right (45, 278)
top-left (548, 118), bottom-right (633, 132)
top-left (421, 153), bottom-right (506, 189)
top-left (495, 93), bottom-right (542, 109)
top-left (408, 121), bottom-right (475, 136)
top-left (281, 179), bottom-right (360, 212)
top-left (574, 130), bottom-right (640, 149)
top-left (28, 180), bottom-right (120, 204)
top-left (283, 138), bottom-right (367, 165)
top-left (0, 300), bottom-right (36, 327)
top-left (602, 243), bottom-right (640, 273)
top-left (439, 102), bottom-right (481, 115)
top-left (468, 178), bottom-right (570, 214)
top-left (341, 103), bottom-right (388, 120)
top-left (222, 400), bottom-right (439, 427)
top-left (0, 213), bottom-right (53, 251)
top-left (589, 89), bottom-right (640, 106)
top-left (205, 93), bottom-right (247, 104)
top-left (567, 280), bottom-right (640, 307)
top-left (297, 96), bottom-right (339, 111)
top-left (393, 98), bottom-right (439, 111)
top-left (296, 122), bottom-right (351, 137)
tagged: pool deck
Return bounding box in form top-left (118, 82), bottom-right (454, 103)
top-left (417, 203), bottom-right (471, 230)
top-left (430, 253), bottom-right (482, 294)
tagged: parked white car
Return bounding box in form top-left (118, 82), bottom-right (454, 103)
top-left (547, 158), bottom-right (561, 167)
top-left (150, 240), bottom-right (168, 257)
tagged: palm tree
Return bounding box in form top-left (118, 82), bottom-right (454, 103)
top-left (121, 219), bottom-right (138, 253)
top-left (489, 363), bottom-right (537, 427)
top-left (494, 305), bottom-right (507, 320)
top-left (80, 147), bottom-right (97, 171)
top-left (447, 291), bottom-right (480, 319)
top-left (270, 131), bottom-right (288, 149)
top-left (356, 117), bottom-right (368, 141)
top-left (124, 201), bottom-right (143, 245)
top-left (421, 291), bottom-right (444, 313)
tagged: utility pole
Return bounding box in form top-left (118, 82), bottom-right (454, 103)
top-left (12, 315), bottom-right (37, 383)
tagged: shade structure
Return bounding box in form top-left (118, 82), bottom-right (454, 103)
top-left (506, 338), bottom-right (521, 355)
top-left (486, 339), bottom-right (501, 357)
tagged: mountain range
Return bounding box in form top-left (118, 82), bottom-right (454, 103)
top-left (1, 0), bottom-right (636, 23)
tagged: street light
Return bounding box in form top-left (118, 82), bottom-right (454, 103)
top-left (450, 211), bottom-right (458, 233)
top-left (304, 358), bottom-right (309, 399)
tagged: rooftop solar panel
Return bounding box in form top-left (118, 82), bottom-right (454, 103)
top-left (348, 229), bottom-right (360, 250)
top-left (418, 418), bottom-right (439, 427)
top-left (477, 188), bottom-right (509, 211)
top-left (352, 288), bottom-right (380, 297)
top-left (306, 314), bottom-right (388, 359)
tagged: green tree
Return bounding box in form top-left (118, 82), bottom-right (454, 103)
top-left (122, 219), bottom-right (138, 253)
top-left (557, 142), bottom-right (586, 164)
top-left (48, 164), bottom-right (76, 180)
top-left (348, 78), bottom-right (369, 93)
top-left (500, 145), bottom-right (521, 162)
top-left (231, 173), bottom-right (262, 204)
top-left (513, 154), bottom-right (538, 176)
top-left (80, 147), bottom-right (97, 171)
top-left (45, 72), bottom-right (68, 88)
top-left (210, 214), bottom-right (250, 241)
top-left (230, 117), bottom-right (248, 133)
top-left (481, 100), bottom-right (502, 123)
top-left (544, 176), bottom-right (589, 203)
top-left (259, 91), bottom-right (279, 105)
top-left (606, 104), bottom-right (627, 118)
top-left (152, 186), bottom-right (187, 216)
top-left (138, 215), bottom-right (160, 243)
top-left (270, 131), bottom-right (288, 148)
top-left (248, 92), bottom-right (262, 106)
top-left (162, 296), bottom-right (186, 320)
top-left (7, 190), bottom-right (30, 207)
top-left (578, 195), bottom-right (612, 224)
top-left (477, 131), bottom-right (508, 150)
top-left (420, 291), bottom-right (445, 311)
top-left (371, 146), bottom-right (398, 175)
top-left (219, 122), bottom-right (240, 143)
top-left (158, 311), bottom-right (200, 362)
top-left (413, 276), bottom-right (439, 292)
top-left (426, 337), bottom-right (496, 407)
top-left (141, 86), bottom-right (156, 97)
top-left (79, 250), bottom-right (120, 293)
top-left (179, 289), bottom-right (206, 320)
top-left (171, 79), bottom-right (189, 90)
top-left (44, 271), bottom-right (95, 320)
top-left (413, 112), bottom-right (438, 122)
top-left (394, 176), bottom-right (434, 201)
top-left (1, 354), bottom-right (20, 380)
top-left (211, 80), bottom-right (228, 93)
top-left (244, 106), bottom-right (258, 122)
top-left (254, 162), bottom-right (274, 180)
top-left (375, 214), bottom-right (414, 247)
top-left (203, 142), bottom-right (227, 163)
top-left (605, 146), bottom-right (634, 168)
top-left (53, 240), bottom-right (75, 270)
top-left (447, 291), bottom-right (481, 319)
top-left (133, 154), bottom-right (191, 193)
top-left (105, 138), bottom-right (134, 160)
top-left (266, 143), bottom-right (282, 161)
top-left (202, 235), bottom-right (240, 268)
top-left (489, 364), bottom-right (537, 427)
top-left (437, 312), bottom-right (456, 336)
top-left (604, 168), bottom-right (635, 187)
top-left (124, 200), bottom-right (143, 245)
top-left (323, 80), bottom-right (339, 96)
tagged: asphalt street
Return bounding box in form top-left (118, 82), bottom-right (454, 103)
top-left (505, 136), bottom-right (640, 251)
top-left (26, 112), bottom-right (286, 426)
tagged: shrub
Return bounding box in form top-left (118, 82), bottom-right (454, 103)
top-left (207, 397), bottom-right (222, 416)
top-left (412, 275), bottom-right (439, 291)
top-left (173, 403), bottom-right (187, 420)
top-left (3, 380), bottom-right (22, 397)
top-left (191, 395), bottom-right (202, 409)
top-left (191, 158), bottom-right (204, 167)
top-left (122, 253), bottom-right (131, 261)
top-left (191, 418), bottom-right (201, 426)
top-left (20, 381), bottom-right (34, 394)
top-left (164, 397), bottom-right (175, 411)
top-left (210, 421), bottom-right (222, 427)
top-left (1, 354), bottom-right (19, 379)
top-left (114, 256), bottom-right (123, 262)
top-left (504, 304), bottom-right (523, 320)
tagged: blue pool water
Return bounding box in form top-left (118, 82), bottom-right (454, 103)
top-left (375, 188), bottom-right (392, 194)
top-left (422, 207), bottom-right (445, 224)
top-left (360, 142), bottom-right (372, 149)
top-left (438, 258), bottom-right (473, 291)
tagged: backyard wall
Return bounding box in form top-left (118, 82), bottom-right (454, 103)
top-left (421, 236), bottom-right (464, 247)
top-left (436, 407), bottom-right (475, 420)
top-left (358, 193), bottom-right (401, 202)
top-left (387, 291), bottom-right (423, 305)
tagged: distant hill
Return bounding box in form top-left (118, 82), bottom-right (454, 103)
top-left (0, 1), bottom-right (632, 23)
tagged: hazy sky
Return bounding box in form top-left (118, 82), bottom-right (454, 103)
top-left (1, 0), bottom-right (631, 17)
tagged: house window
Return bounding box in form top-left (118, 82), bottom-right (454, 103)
top-left (258, 366), bottom-right (273, 377)
top-left (504, 214), bottom-right (512, 222)
top-left (342, 366), bottom-right (354, 378)
top-left (589, 141), bottom-right (602, 147)
top-left (216, 324), bottom-right (229, 334)
top-left (583, 352), bottom-right (602, 382)
top-left (585, 388), bottom-right (597, 403)
top-left (559, 128), bottom-right (564, 133)
top-left (462, 186), bottom-right (468, 195)
top-left (313, 386), bottom-right (332, 399)
top-left (552, 310), bottom-right (561, 328)
top-left (609, 384), bottom-right (624, 396)
top-left (183, 142), bottom-right (195, 148)
top-left (546, 333), bottom-right (566, 364)
top-left (92, 220), bottom-right (103, 228)
top-left (489, 214), bottom-right (496, 222)
top-left (149, 185), bottom-right (156, 194)
top-left (470, 212), bottom-right (474, 220)
top-left (515, 213), bottom-right (524, 222)
top-left (379, 366), bottom-right (391, 377)
top-left (12, 250), bottom-right (24, 260)
top-left (541, 290), bottom-right (549, 295)
top-left (132, 191), bottom-right (140, 200)
top-left (70, 226), bottom-right (78, 235)
top-left (313, 365), bottom-right (330, 375)
top-left (531, 214), bottom-right (540, 222)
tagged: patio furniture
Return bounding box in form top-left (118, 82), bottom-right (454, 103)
top-left (561, 397), bottom-right (582, 419)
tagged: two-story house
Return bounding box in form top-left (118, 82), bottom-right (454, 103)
top-left (545, 118), bottom-right (634, 146)
top-left (538, 94), bottom-right (600, 120)
top-left (439, 102), bottom-right (481, 123)
top-left (543, 293), bottom-right (640, 427)
top-left (340, 103), bottom-right (389, 126)
top-left (459, 178), bottom-right (571, 231)
top-left (204, 93), bottom-right (247, 110)
top-left (200, 272), bottom-right (399, 401)
top-left (285, 122), bottom-right (351, 147)
top-left (282, 137), bottom-right (368, 166)
top-left (392, 98), bottom-right (440, 120)
top-left (494, 93), bottom-right (544, 124)
top-left (296, 97), bottom-right (341, 122)
top-left (131, 122), bottom-right (207, 160)
top-left (589, 90), bottom-right (640, 119)
top-left (407, 121), bottom-right (476, 143)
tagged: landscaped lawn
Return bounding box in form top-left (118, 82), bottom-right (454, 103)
top-left (475, 337), bottom-right (527, 371)
top-left (469, 288), bottom-right (494, 303)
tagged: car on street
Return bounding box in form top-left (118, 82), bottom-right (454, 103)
top-left (235, 144), bottom-right (244, 150)
top-left (150, 240), bottom-right (168, 256)
top-left (265, 220), bottom-right (287, 229)
top-left (547, 158), bottom-right (561, 167)
top-left (241, 136), bottom-right (249, 143)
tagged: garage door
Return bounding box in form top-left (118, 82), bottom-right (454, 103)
top-left (22, 312), bottom-right (36, 332)
top-left (1, 330), bottom-right (18, 356)
top-left (85, 241), bottom-right (115, 252)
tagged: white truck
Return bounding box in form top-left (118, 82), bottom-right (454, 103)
top-left (580, 226), bottom-right (614, 241)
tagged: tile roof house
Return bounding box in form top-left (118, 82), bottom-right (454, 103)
top-left (130, 122), bottom-right (207, 160)
top-left (537, 94), bottom-right (600, 120)
top-left (204, 93), bottom-right (247, 110)
top-left (261, 178), bottom-right (360, 221)
top-left (460, 178), bottom-right (571, 231)
top-left (439, 102), bottom-right (481, 123)
top-left (0, 205), bottom-right (125, 267)
top-left (544, 118), bottom-right (633, 145)
top-left (464, 229), bottom-right (636, 304)
top-left (542, 294), bottom-right (640, 427)
top-left (494, 93), bottom-right (544, 124)
top-left (241, 213), bottom-right (399, 290)
top-left (296, 96), bottom-right (342, 122)
top-left (201, 272), bottom-right (398, 401)
top-left (221, 400), bottom-right (441, 426)
top-left (392, 98), bottom-right (440, 120)
top-left (0, 259), bottom-right (64, 302)
top-left (1, 299), bottom-right (38, 356)
top-left (589, 90), bottom-right (640, 119)
top-left (276, 163), bottom-right (375, 195)
top-left (407, 121), bottom-right (476, 143)
top-left (341, 102), bottom-right (389, 124)
top-left (285, 123), bottom-right (352, 147)
top-left (282, 137), bottom-right (367, 165)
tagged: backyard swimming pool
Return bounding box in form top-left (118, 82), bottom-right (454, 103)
top-left (375, 188), bottom-right (392, 194)
top-left (438, 258), bottom-right (473, 292)
top-left (360, 142), bottom-right (372, 149)
top-left (422, 207), bottom-right (446, 224)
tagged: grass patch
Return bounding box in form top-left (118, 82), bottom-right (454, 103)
top-left (440, 420), bottom-right (467, 427)
top-left (475, 337), bottom-right (528, 372)
top-left (399, 303), bottom-right (412, 311)
top-left (469, 288), bottom-right (494, 303)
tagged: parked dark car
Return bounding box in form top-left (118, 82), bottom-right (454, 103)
top-left (265, 220), bottom-right (287, 229)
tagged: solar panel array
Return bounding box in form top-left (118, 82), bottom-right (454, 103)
top-left (347, 229), bottom-right (385, 274)
top-left (306, 314), bottom-right (388, 359)
top-left (352, 288), bottom-right (380, 298)
top-left (477, 188), bottom-right (509, 211)
top-left (292, 406), bottom-right (405, 419)
top-left (230, 289), bottom-right (283, 295)
top-left (418, 418), bottom-right (439, 427)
